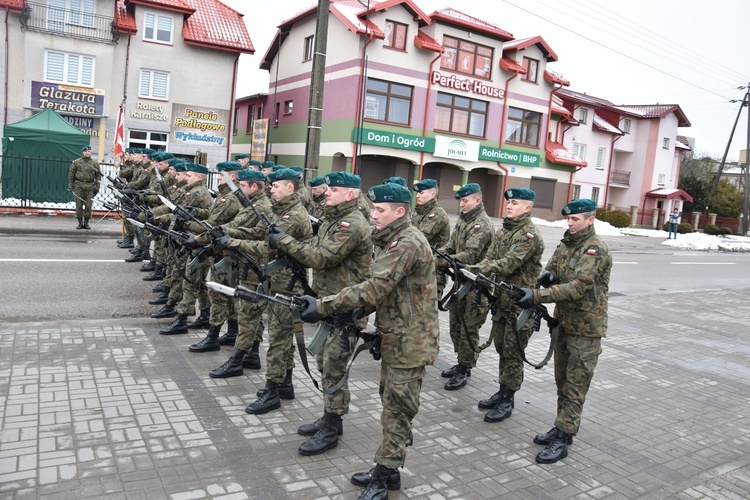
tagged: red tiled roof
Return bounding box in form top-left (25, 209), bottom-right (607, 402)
top-left (546, 141), bottom-right (586, 167)
top-left (415, 30), bottom-right (442, 53)
top-left (676, 135), bottom-right (692, 150)
top-left (592, 113), bottom-right (623, 135)
top-left (115, 0), bottom-right (137, 34)
top-left (127, 0), bottom-right (195, 15)
top-left (499, 57), bottom-right (526, 74)
top-left (616, 104), bottom-right (691, 127)
top-left (550, 95), bottom-right (570, 119)
top-left (645, 188), bottom-right (693, 202)
top-left (544, 69), bottom-right (569, 86)
top-left (502, 36), bottom-right (558, 62)
top-left (0, 0), bottom-right (23, 13)
top-left (360, 0), bottom-right (431, 28)
top-left (181, 0), bottom-right (254, 54)
top-left (430, 7), bottom-right (514, 41)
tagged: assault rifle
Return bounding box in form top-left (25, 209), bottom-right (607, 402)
top-left (127, 218), bottom-right (190, 244)
top-left (309, 214), bottom-right (323, 235)
top-left (431, 244), bottom-right (475, 311)
top-left (153, 165), bottom-right (171, 199)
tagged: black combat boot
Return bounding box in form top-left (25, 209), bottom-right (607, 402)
top-left (353, 465), bottom-right (399, 499)
top-left (351, 465), bottom-right (401, 490)
top-left (444, 364), bottom-right (471, 390)
top-left (189, 324), bottom-right (221, 352)
top-left (186, 308), bottom-right (210, 329)
top-left (241, 341), bottom-right (261, 369)
top-left (218, 319), bottom-right (238, 345)
top-left (258, 369), bottom-right (294, 399)
top-left (534, 427), bottom-right (573, 446)
top-left (140, 260), bottom-right (156, 272)
top-left (159, 314), bottom-right (188, 335)
top-left (76, 217), bottom-right (84, 229)
top-left (148, 286), bottom-right (170, 305)
top-left (484, 385), bottom-right (515, 423)
top-left (209, 349), bottom-right (245, 378)
top-left (245, 380), bottom-right (281, 414)
top-left (298, 412), bottom-right (342, 456)
top-left (83, 218), bottom-right (91, 230)
top-left (478, 388), bottom-right (502, 409)
top-left (124, 249), bottom-right (146, 262)
top-left (535, 427), bottom-right (571, 464)
top-left (151, 298), bottom-right (177, 318)
top-left (118, 236), bottom-right (135, 249)
top-left (152, 282), bottom-right (167, 293)
top-left (143, 265), bottom-right (165, 281)
top-left (298, 413), bottom-right (344, 437)
top-left (440, 364), bottom-right (461, 378)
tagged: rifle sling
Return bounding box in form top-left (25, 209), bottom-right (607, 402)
top-left (512, 306), bottom-right (558, 369)
top-left (291, 310), bottom-right (323, 393)
top-left (324, 336), bottom-right (377, 396)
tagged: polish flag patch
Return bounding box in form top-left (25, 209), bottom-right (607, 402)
top-left (390, 240), bottom-right (399, 249)
top-left (525, 232), bottom-right (535, 239)
top-left (586, 248), bottom-right (597, 255)
top-left (340, 221), bottom-right (351, 228)
top-left (185, 192), bottom-right (191, 197)
top-left (282, 215), bottom-right (290, 221)
top-left (473, 224), bottom-right (481, 231)
top-left (428, 213), bottom-right (435, 219)
top-left (219, 198), bottom-right (226, 203)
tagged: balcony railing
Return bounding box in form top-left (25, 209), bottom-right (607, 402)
top-left (20, 2), bottom-right (118, 43)
top-left (610, 169), bottom-right (631, 186)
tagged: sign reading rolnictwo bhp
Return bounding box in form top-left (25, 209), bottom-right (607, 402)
top-left (171, 104), bottom-right (229, 146)
top-left (30, 81), bottom-right (105, 116)
top-left (353, 127), bottom-right (540, 167)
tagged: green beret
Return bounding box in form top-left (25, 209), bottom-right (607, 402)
top-left (235, 153), bottom-right (250, 160)
top-left (271, 165), bottom-right (286, 172)
top-left (367, 183), bottom-right (411, 203)
top-left (149, 152), bottom-right (164, 162)
top-left (562, 198), bottom-right (597, 216)
top-left (125, 147), bottom-right (134, 154)
top-left (504, 188), bottom-right (536, 201)
top-left (248, 160), bottom-right (263, 168)
top-left (267, 167), bottom-right (301, 183)
top-left (142, 148), bottom-right (155, 156)
top-left (455, 183), bottom-right (481, 199)
top-left (160, 152), bottom-right (174, 161)
top-left (217, 161), bottom-right (243, 172)
top-left (383, 176), bottom-right (407, 186)
top-left (262, 161), bottom-right (275, 169)
top-left (308, 176), bottom-right (326, 187)
top-left (237, 169), bottom-right (266, 182)
top-left (186, 163), bottom-right (209, 175)
top-left (290, 166), bottom-right (304, 174)
top-left (413, 178), bottom-right (438, 192)
top-left (326, 172), bottom-right (362, 188)
top-left (173, 160), bottom-right (187, 172)
top-left (167, 157), bottom-right (180, 166)
top-left (82, 145), bottom-right (91, 152)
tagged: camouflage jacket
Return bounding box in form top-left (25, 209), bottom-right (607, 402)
top-left (308, 192), bottom-right (326, 220)
top-left (357, 191), bottom-right (372, 222)
top-left (412, 198), bottom-right (450, 248)
top-left (127, 163), bottom-right (152, 190)
top-left (151, 179), bottom-right (188, 220)
top-left (297, 184), bottom-right (311, 211)
top-left (439, 202), bottom-right (494, 265)
top-left (317, 215), bottom-right (439, 369)
top-left (184, 183), bottom-right (241, 234)
top-left (535, 225), bottom-right (612, 338)
top-left (68, 156), bottom-right (100, 190)
top-left (119, 160), bottom-right (137, 182)
top-left (142, 166), bottom-right (171, 207)
top-left (228, 192), bottom-right (312, 294)
top-left (177, 180), bottom-right (213, 221)
top-left (276, 198), bottom-right (372, 297)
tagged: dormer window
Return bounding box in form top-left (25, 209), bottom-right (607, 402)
top-left (384, 20), bottom-right (407, 51)
top-left (522, 57), bottom-right (538, 83)
top-left (440, 35), bottom-right (493, 80)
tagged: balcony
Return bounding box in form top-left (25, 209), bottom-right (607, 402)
top-left (610, 169), bottom-right (630, 186)
top-left (20, 2), bottom-right (118, 44)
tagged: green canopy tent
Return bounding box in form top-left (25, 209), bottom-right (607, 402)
top-left (2, 108), bottom-right (91, 203)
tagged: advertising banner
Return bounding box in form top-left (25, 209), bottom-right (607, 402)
top-left (171, 104), bottom-right (229, 146)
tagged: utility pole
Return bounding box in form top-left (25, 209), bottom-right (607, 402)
top-left (744, 82), bottom-right (750, 235)
top-left (303, 0), bottom-right (330, 180)
top-left (708, 86), bottom-right (748, 210)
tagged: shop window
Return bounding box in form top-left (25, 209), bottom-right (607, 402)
top-left (384, 20), bottom-right (407, 51)
top-left (144, 13), bottom-right (172, 44)
top-left (304, 35), bottom-right (314, 61)
top-left (364, 78), bottom-right (413, 125)
top-left (45, 50), bottom-right (94, 86)
top-left (530, 177), bottom-right (556, 209)
top-left (128, 130), bottom-right (167, 151)
top-left (139, 69), bottom-right (169, 99)
top-left (434, 92), bottom-right (487, 137)
top-left (440, 35), bottom-right (493, 79)
top-left (505, 107), bottom-right (541, 146)
top-left (522, 57), bottom-right (539, 83)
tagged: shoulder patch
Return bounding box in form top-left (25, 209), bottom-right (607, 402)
top-left (185, 192), bottom-right (191, 197)
top-left (219, 198), bottom-right (226, 203)
top-left (525, 232), bottom-right (534, 239)
top-left (473, 224), bottom-right (481, 231)
top-left (428, 213), bottom-right (435, 219)
top-left (586, 248), bottom-right (597, 255)
top-left (282, 214), bottom-right (290, 221)
top-left (340, 221), bottom-right (351, 228)
top-left (389, 240), bottom-right (399, 249)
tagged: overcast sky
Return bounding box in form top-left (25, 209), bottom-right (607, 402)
top-left (222, 0), bottom-right (750, 162)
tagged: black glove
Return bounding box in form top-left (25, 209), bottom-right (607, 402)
top-left (178, 206), bottom-right (197, 218)
top-left (453, 260), bottom-right (466, 270)
top-left (515, 288), bottom-right (535, 309)
top-left (210, 226), bottom-right (229, 245)
top-left (299, 295), bottom-right (322, 323)
top-left (536, 271), bottom-right (558, 288)
top-left (268, 228), bottom-right (285, 249)
top-left (213, 234), bottom-right (231, 249)
top-left (183, 234), bottom-right (201, 250)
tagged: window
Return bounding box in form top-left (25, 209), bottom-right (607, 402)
top-left (621, 118), bottom-right (631, 133)
top-left (384, 20), bottom-right (407, 50)
top-left (47, 0), bottom-right (94, 30)
top-left (522, 57), bottom-right (539, 83)
top-left (663, 137), bottom-right (670, 149)
top-left (530, 177), bottom-right (556, 209)
top-left (139, 69), bottom-right (169, 99)
top-left (303, 35), bottom-right (314, 61)
top-left (233, 107), bottom-right (239, 135)
top-left (365, 78), bottom-right (413, 126)
top-left (435, 92), bottom-right (487, 137)
top-left (658, 173), bottom-right (666, 184)
top-left (440, 35), bottom-right (493, 79)
top-left (578, 108), bottom-right (588, 124)
top-left (245, 104), bottom-right (256, 135)
top-left (284, 100), bottom-right (293, 115)
top-left (572, 184), bottom-right (581, 200)
top-left (591, 187), bottom-right (599, 204)
top-left (143, 13), bottom-right (172, 44)
top-left (128, 130), bottom-right (167, 151)
top-left (596, 147), bottom-right (606, 169)
top-left (45, 50), bottom-right (94, 86)
top-left (505, 107), bottom-right (541, 146)
top-left (573, 143), bottom-right (587, 161)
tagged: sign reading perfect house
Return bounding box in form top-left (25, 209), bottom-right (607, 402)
top-left (30, 81), bottom-right (105, 116)
top-left (171, 104), bottom-right (229, 146)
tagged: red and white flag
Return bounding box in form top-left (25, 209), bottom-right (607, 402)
top-left (113, 105), bottom-right (125, 166)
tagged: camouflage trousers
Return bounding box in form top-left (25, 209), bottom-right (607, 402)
top-left (234, 285), bottom-right (264, 351)
top-left (265, 301), bottom-right (296, 383)
top-left (316, 330), bottom-right (354, 415)
top-left (153, 236), bottom-right (168, 266)
top-left (448, 291), bottom-right (490, 368)
top-left (167, 252), bottom-right (188, 301)
top-left (176, 258), bottom-right (210, 316)
top-left (553, 333), bottom-right (602, 436)
top-left (207, 263), bottom-right (238, 327)
top-left (135, 227), bottom-right (150, 252)
top-left (374, 364), bottom-right (425, 469)
top-left (73, 183), bottom-right (96, 219)
top-left (491, 305), bottom-right (534, 391)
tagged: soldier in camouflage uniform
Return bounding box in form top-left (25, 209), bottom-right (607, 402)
top-left (138, 152), bottom-right (175, 280)
top-left (469, 188), bottom-right (544, 423)
top-left (515, 198), bottom-right (612, 464)
top-left (269, 171), bottom-right (372, 456)
top-left (208, 168), bottom-right (272, 378)
top-left (290, 166), bottom-right (311, 209)
top-left (116, 148), bottom-right (139, 248)
top-left (67, 145), bottom-right (100, 230)
top-left (435, 183), bottom-right (494, 391)
top-left (123, 150), bottom-right (156, 263)
top-left (158, 163), bottom-right (214, 335)
top-left (307, 176), bottom-right (328, 219)
top-left (223, 167), bottom-right (313, 415)
top-left (411, 179), bottom-right (450, 296)
top-left (299, 182), bottom-right (439, 500)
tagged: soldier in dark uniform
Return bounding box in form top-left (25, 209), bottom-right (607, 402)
top-left (299, 182), bottom-right (439, 500)
top-left (269, 171), bottom-right (373, 456)
top-left (67, 145), bottom-right (100, 230)
top-left (515, 198), bottom-right (612, 464)
top-left (411, 179), bottom-right (450, 296)
top-left (468, 188), bottom-right (544, 423)
top-left (435, 183), bottom-right (494, 391)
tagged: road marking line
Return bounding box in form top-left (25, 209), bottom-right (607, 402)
top-left (614, 262), bottom-right (638, 264)
top-left (670, 262), bottom-right (736, 265)
top-left (0, 259), bottom-right (126, 263)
